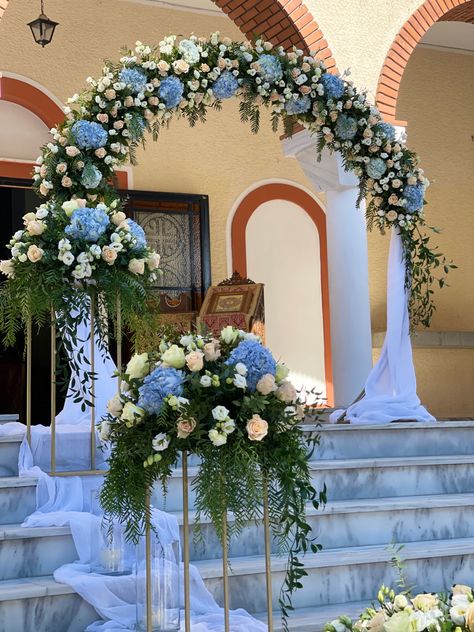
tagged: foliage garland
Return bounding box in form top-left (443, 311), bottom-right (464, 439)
top-left (99, 326), bottom-right (326, 629)
top-left (2, 31), bottom-right (454, 330)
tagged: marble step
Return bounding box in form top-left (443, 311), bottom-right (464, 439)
top-left (0, 477), bottom-right (37, 524)
top-left (0, 576), bottom-right (98, 632)
top-left (0, 435), bottom-right (23, 477)
top-left (194, 537), bottom-right (474, 612)
top-left (315, 420), bottom-right (474, 459)
top-left (256, 601), bottom-right (369, 631)
top-left (0, 414), bottom-right (19, 425)
top-left (152, 454), bottom-right (474, 510)
top-left (0, 525), bottom-right (77, 581)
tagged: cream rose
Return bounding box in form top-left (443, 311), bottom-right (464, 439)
top-left (125, 352), bottom-right (149, 379)
top-left (124, 96), bottom-right (134, 107)
top-left (386, 210), bottom-right (398, 222)
top-left (453, 585), bottom-right (473, 597)
top-left (172, 59), bottom-right (189, 74)
top-left (465, 603), bottom-right (474, 632)
top-left (102, 246), bottom-right (118, 265)
top-left (26, 220), bottom-right (46, 236)
top-left (61, 176), bottom-right (73, 188)
top-left (107, 393), bottom-right (123, 417)
top-left (66, 146), bottom-right (80, 157)
top-left (177, 416), bottom-right (197, 439)
top-left (203, 340), bottom-right (221, 362)
top-left (104, 89), bottom-right (116, 100)
top-left (95, 148), bottom-right (106, 159)
top-left (256, 374), bottom-right (276, 395)
top-left (246, 414), bottom-right (268, 442)
top-left (23, 212), bottom-right (36, 225)
top-left (128, 258), bottom-right (145, 275)
top-left (157, 60), bottom-right (170, 74)
top-left (121, 401), bottom-right (145, 426)
top-left (185, 350), bottom-right (204, 372)
top-left (111, 211), bottom-right (127, 226)
top-left (27, 245), bottom-right (44, 263)
top-left (161, 344), bottom-right (186, 369)
top-left (56, 162), bottom-right (68, 175)
top-left (411, 593), bottom-right (438, 612)
top-left (367, 611), bottom-right (385, 632)
top-left (147, 252), bottom-right (161, 270)
top-left (275, 380), bottom-right (297, 403)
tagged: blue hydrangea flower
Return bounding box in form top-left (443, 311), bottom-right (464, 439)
top-left (366, 157), bottom-right (387, 180)
top-left (373, 122), bottom-right (396, 143)
top-left (81, 163), bottom-right (103, 189)
top-left (335, 114), bottom-right (358, 140)
top-left (225, 340), bottom-right (276, 391)
top-left (65, 207), bottom-right (110, 242)
top-left (127, 219), bottom-right (147, 251)
top-left (159, 76), bottom-right (184, 108)
top-left (71, 121), bottom-right (108, 150)
top-left (138, 367), bottom-right (184, 415)
top-left (285, 96), bottom-right (311, 115)
top-left (257, 54), bottom-right (283, 83)
top-left (403, 184), bottom-right (424, 213)
top-left (120, 68), bottom-right (148, 93)
top-left (320, 73), bottom-right (345, 100)
top-left (212, 71), bottom-right (239, 100)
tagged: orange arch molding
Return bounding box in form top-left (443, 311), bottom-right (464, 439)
top-left (376, 0), bottom-right (473, 122)
top-left (231, 182), bottom-right (334, 406)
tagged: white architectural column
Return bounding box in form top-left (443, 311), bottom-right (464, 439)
top-left (283, 131), bottom-right (373, 406)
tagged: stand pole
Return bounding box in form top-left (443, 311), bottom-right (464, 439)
top-left (263, 474), bottom-right (273, 630)
top-left (222, 496), bottom-right (230, 632)
top-left (182, 450), bottom-right (191, 632)
top-left (145, 487), bottom-right (153, 632)
top-left (116, 294), bottom-right (122, 393)
top-left (26, 316), bottom-right (32, 447)
top-left (50, 306), bottom-right (56, 473)
top-left (90, 294), bottom-right (96, 470)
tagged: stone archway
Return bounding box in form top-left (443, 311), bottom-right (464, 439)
top-left (376, 0), bottom-right (474, 121)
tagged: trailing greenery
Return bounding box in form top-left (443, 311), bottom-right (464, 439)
top-left (100, 327), bottom-right (326, 629)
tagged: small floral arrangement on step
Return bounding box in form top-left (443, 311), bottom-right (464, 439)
top-left (100, 325), bottom-right (326, 629)
top-left (326, 584), bottom-right (474, 632)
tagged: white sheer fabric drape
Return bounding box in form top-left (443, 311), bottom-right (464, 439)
top-left (330, 228), bottom-right (435, 425)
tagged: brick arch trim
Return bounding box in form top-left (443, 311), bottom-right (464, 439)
top-left (212, 0), bottom-right (336, 69)
top-left (376, 0), bottom-right (473, 121)
top-left (231, 182), bottom-right (333, 406)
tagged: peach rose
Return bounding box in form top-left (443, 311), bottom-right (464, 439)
top-left (200, 63), bottom-right (210, 73)
top-left (66, 146), bottom-right (80, 157)
top-left (39, 164), bottom-right (48, 178)
top-left (104, 89), bottom-right (116, 100)
top-left (56, 162), bottom-right (68, 174)
top-left (114, 120), bottom-right (125, 130)
top-left (102, 246), bottom-right (118, 265)
top-left (185, 351), bottom-right (204, 372)
top-left (386, 210), bottom-right (398, 222)
top-left (27, 244), bottom-right (44, 263)
top-left (388, 194), bottom-right (399, 206)
top-left (61, 176), bottom-right (73, 188)
top-left (275, 380), bottom-right (297, 403)
top-left (299, 85), bottom-right (311, 95)
top-left (172, 59), bottom-right (189, 74)
top-left (148, 96), bottom-right (159, 106)
top-left (97, 113), bottom-right (109, 123)
top-left (26, 220), bottom-right (46, 236)
top-left (246, 414), bottom-right (268, 442)
top-left (256, 374), bottom-right (276, 395)
top-left (465, 603), bottom-right (474, 631)
top-left (95, 148), bottom-right (107, 159)
top-left (124, 96), bottom-right (134, 107)
top-left (128, 258), bottom-right (145, 275)
top-left (177, 416), bottom-right (197, 439)
top-left (203, 339), bottom-right (221, 362)
top-left (157, 60), bottom-right (170, 74)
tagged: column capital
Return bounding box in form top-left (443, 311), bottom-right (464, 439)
top-left (282, 129), bottom-right (359, 192)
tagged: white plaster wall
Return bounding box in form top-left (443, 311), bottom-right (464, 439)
top-left (245, 199), bottom-right (326, 398)
top-left (0, 101), bottom-right (50, 161)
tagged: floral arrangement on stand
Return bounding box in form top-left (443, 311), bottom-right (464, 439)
top-left (6, 31), bottom-right (454, 329)
top-left (0, 193), bottom-right (160, 394)
top-left (99, 325), bottom-right (325, 628)
top-left (326, 584), bottom-right (474, 632)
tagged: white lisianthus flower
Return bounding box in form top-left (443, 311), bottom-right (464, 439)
top-left (233, 374), bottom-right (247, 389)
top-left (36, 207), bottom-right (49, 219)
top-left (450, 605), bottom-right (468, 626)
top-left (209, 428), bottom-right (227, 447)
top-left (235, 362), bottom-right (247, 376)
top-left (212, 405), bottom-right (230, 422)
top-left (222, 419), bottom-right (236, 434)
top-left (121, 401), bottom-right (145, 426)
top-left (99, 420), bottom-right (111, 442)
top-left (161, 344), bottom-right (186, 369)
top-left (452, 594), bottom-right (470, 607)
top-left (180, 334), bottom-right (194, 349)
top-left (220, 325), bottom-right (239, 344)
top-left (200, 375), bottom-right (212, 388)
top-left (107, 393), bottom-right (123, 417)
top-left (125, 352), bottom-right (149, 379)
top-left (152, 433), bottom-right (170, 452)
top-left (61, 251), bottom-right (75, 266)
top-left (89, 245), bottom-right (101, 258)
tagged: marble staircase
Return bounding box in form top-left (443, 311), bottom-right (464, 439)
top-left (1, 421), bottom-right (474, 631)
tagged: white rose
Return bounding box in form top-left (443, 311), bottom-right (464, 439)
top-left (235, 362), bottom-right (247, 376)
top-left (99, 420), bottom-right (111, 441)
top-left (212, 405), bottom-right (230, 422)
top-left (209, 428), bottom-right (227, 446)
top-left (62, 200), bottom-right (80, 216)
top-left (246, 414), bottom-right (268, 441)
top-left (233, 374), bottom-right (247, 389)
top-left (107, 393), bottom-right (123, 417)
top-left (200, 375), bottom-right (212, 387)
top-left (220, 325), bottom-right (239, 344)
top-left (27, 245), bottom-right (44, 263)
top-left (152, 433), bottom-right (170, 452)
top-left (121, 401), bottom-right (145, 425)
top-left (128, 258), bottom-right (145, 275)
top-left (161, 344), bottom-right (186, 369)
top-left (125, 352), bottom-right (149, 379)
